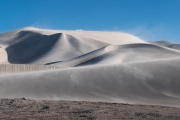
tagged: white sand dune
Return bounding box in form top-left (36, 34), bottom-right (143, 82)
top-left (0, 27), bottom-right (180, 107)
top-left (0, 58), bottom-right (180, 107)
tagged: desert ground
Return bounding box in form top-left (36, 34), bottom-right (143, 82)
top-left (0, 98), bottom-right (180, 119)
top-left (0, 27), bottom-right (180, 119)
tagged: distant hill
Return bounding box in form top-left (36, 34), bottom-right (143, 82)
top-left (166, 44), bottom-right (180, 50)
top-left (150, 41), bottom-right (172, 46)
top-left (150, 40), bottom-right (180, 50)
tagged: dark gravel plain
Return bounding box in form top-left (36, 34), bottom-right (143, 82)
top-left (0, 98), bottom-right (180, 120)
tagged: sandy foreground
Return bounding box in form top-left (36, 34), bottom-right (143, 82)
top-left (0, 98), bottom-right (180, 120)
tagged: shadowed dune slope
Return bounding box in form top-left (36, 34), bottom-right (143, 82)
top-left (1, 31), bottom-right (108, 64)
top-left (6, 32), bottom-right (61, 64)
top-left (0, 58), bottom-right (180, 106)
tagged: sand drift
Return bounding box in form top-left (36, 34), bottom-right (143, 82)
top-left (0, 27), bottom-right (180, 107)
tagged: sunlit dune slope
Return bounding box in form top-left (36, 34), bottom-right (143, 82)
top-left (0, 46), bottom-right (8, 64)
